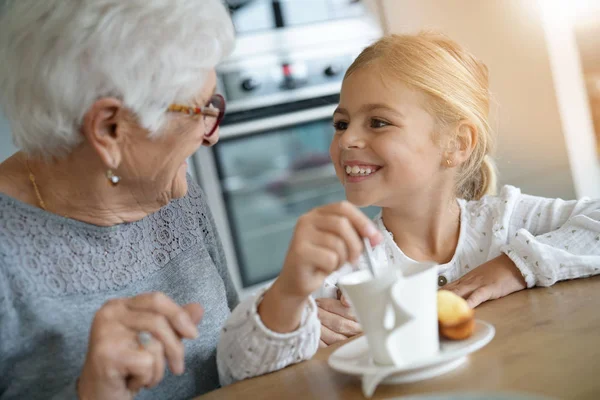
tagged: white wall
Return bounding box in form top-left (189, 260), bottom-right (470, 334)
top-left (371, 0), bottom-right (587, 199)
top-left (540, 0), bottom-right (600, 199)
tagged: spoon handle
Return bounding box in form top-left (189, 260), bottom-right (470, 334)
top-left (363, 237), bottom-right (376, 277)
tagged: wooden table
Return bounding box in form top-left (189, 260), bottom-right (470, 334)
top-left (198, 277), bottom-right (600, 400)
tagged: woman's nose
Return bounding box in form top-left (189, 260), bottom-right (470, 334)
top-left (203, 127), bottom-right (220, 147)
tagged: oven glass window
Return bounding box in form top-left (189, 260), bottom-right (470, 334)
top-left (215, 118), bottom-right (379, 287)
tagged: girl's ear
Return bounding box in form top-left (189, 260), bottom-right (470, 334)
top-left (444, 120), bottom-right (477, 167)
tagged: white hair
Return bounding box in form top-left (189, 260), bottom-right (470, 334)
top-left (0, 0), bottom-right (234, 157)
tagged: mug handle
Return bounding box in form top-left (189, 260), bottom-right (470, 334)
top-left (384, 281), bottom-right (414, 332)
top-left (383, 282), bottom-right (415, 366)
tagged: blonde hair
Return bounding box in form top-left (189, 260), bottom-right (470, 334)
top-left (345, 32), bottom-right (497, 201)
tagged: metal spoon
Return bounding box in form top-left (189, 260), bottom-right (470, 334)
top-left (363, 237), bottom-right (377, 277)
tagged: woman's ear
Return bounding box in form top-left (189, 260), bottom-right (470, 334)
top-left (444, 120), bottom-right (477, 167)
top-left (80, 98), bottom-right (125, 169)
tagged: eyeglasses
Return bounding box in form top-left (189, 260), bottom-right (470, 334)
top-left (167, 94), bottom-right (226, 137)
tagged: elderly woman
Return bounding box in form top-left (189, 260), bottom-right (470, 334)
top-left (0, 1), bottom-right (382, 399)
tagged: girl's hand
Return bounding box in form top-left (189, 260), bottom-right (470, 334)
top-left (316, 296), bottom-right (362, 347)
top-left (444, 254), bottom-right (527, 308)
top-left (259, 201), bottom-right (382, 333)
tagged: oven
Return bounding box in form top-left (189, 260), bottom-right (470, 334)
top-left (196, 101), bottom-right (347, 295)
top-left (192, 4), bottom-right (381, 296)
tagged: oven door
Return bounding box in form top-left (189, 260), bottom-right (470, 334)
top-left (193, 99), bottom-right (378, 295)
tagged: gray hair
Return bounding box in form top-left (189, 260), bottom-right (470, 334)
top-left (0, 0), bottom-right (234, 157)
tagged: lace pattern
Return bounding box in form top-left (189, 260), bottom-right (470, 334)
top-left (0, 181), bottom-right (215, 303)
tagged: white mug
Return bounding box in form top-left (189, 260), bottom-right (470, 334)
top-left (338, 261), bottom-right (439, 366)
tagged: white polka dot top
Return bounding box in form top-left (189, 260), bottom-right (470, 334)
top-left (316, 185), bottom-right (600, 298)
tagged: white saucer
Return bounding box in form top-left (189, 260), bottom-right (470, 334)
top-left (328, 319), bottom-right (495, 385)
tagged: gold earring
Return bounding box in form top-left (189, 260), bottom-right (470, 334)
top-left (446, 159), bottom-right (453, 167)
top-left (106, 169), bottom-right (121, 186)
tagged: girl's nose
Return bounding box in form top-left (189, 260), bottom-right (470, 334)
top-left (338, 126), bottom-right (366, 150)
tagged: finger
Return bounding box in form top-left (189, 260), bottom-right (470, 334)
top-left (444, 280), bottom-right (478, 300)
top-left (127, 338), bottom-right (165, 391)
top-left (319, 340), bottom-right (328, 348)
top-left (183, 303), bottom-right (204, 326)
top-left (121, 310), bottom-right (186, 376)
top-left (318, 307), bottom-right (362, 337)
top-left (127, 292), bottom-right (199, 339)
top-left (466, 287), bottom-right (493, 308)
top-left (340, 294), bottom-right (351, 308)
top-left (119, 348), bottom-right (155, 391)
top-left (313, 215), bottom-right (364, 263)
top-left (143, 337), bottom-right (166, 388)
top-left (316, 298), bottom-right (357, 321)
top-left (303, 243), bottom-right (344, 274)
top-left (314, 232), bottom-right (349, 268)
top-left (127, 376), bottom-right (145, 395)
top-left (320, 324), bottom-right (348, 346)
top-left (317, 201), bottom-right (382, 245)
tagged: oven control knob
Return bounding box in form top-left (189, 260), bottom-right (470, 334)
top-left (241, 78), bottom-right (260, 92)
top-left (324, 64), bottom-right (343, 77)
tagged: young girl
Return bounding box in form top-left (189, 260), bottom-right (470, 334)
top-left (314, 32), bottom-right (600, 347)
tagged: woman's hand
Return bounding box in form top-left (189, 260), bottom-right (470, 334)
top-left (77, 292), bottom-right (204, 400)
top-left (316, 294), bottom-right (362, 347)
top-left (258, 201), bottom-right (382, 333)
top-left (444, 254), bottom-right (527, 308)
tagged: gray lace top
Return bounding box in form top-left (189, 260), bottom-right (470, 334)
top-left (0, 177), bottom-right (321, 400)
top-left (0, 178), bottom-right (240, 398)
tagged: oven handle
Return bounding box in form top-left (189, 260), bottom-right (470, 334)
top-left (219, 104), bottom-right (337, 140)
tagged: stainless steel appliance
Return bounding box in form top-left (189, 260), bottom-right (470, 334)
top-left (193, 2), bottom-right (381, 296)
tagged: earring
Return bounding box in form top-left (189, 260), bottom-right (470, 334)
top-left (106, 169), bottom-right (121, 186)
top-left (446, 159), bottom-right (453, 167)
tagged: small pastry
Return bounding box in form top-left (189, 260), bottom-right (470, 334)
top-left (437, 290), bottom-right (475, 340)
top-left (439, 318), bottom-right (475, 340)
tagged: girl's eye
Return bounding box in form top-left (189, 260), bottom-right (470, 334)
top-left (333, 120), bottom-right (348, 131)
top-left (370, 118), bottom-right (389, 129)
